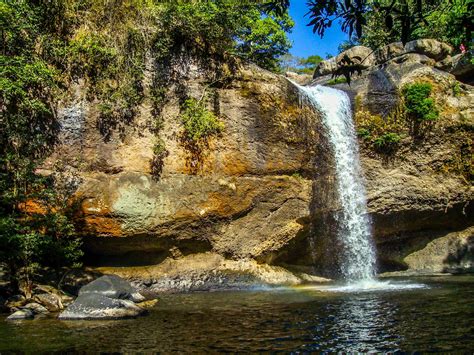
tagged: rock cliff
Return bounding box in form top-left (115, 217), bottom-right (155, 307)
top-left (45, 40), bottom-right (473, 290)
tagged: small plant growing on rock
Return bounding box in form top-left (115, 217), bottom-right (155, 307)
top-left (181, 98), bottom-right (224, 141)
top-left (451, 81), bottom-right (461, 97)
top-left (326, 77), bottom-right (348, 86)
top-left (373, 132), bottom-right (402, 152)
top-left (355, 106), bottom-right (405, 154)
top-left (151, 138), bottom-right (168, 180)
top-left (402, 82), bottom-right (439, 136)
top-left (179, 96), bottom-right (224, 174)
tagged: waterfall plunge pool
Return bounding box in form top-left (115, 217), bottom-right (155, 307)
top-left (1, 275), bottom-right (473, 352)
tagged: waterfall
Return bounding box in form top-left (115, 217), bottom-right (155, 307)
top-left (294, 83), bottom-right (376, 281)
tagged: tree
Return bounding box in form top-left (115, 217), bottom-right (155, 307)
top-left (157, 1), bottom-right (294, 71)
top-left (267, 0), bottom-right (471, 48)
top-left (0, 1), bottom-right (82, 295)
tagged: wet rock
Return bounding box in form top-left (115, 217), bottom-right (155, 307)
top-left (5, 295), bottom-right (26, 310)
top-left (137, 299), bottom-right (158, 308)
top-left (79, 275), bottom-right (145, 302)
top-left (403, 227), bottom-right (474, 273)
top-left (7, 309), bottom-right (34, 320)
top-left (98, 253), bottom-right (327, 293)
top-left (58, 293), bottom-right (146, 320)
top-left (34, 293), bottom-right (63, 312)
top-left (22, 302), bottom-right (49, 315)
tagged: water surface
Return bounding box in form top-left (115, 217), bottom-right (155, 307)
top-left (1, 276), bottom-right (473, 352)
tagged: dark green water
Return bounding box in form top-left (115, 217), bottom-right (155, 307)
top-left (1, 275), bottom-right (473, 352)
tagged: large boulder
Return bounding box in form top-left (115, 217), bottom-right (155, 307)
top-left (22, 302), bottom-right (49, 315)
top-left (336, 45), bottom-right (375, 68)
top-left (79, 275), bottom-right (145, 302)
top-left (314, 56), bottom-right (337, 77)
top-left (58, 293), bottom-right (146, 320)
top-left (374, 42), bottom-right (405, 64)
top-left (404, 39), bottom-right (453, 61)
top-left (314, 46), bottom-right (375, 79)
top-left (448, 53), bottom-right (474, 84)
top-left (313, 39), bottom-right (456, 78)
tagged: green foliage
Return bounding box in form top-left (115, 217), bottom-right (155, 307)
top-left (355, 105), bottom-right (405, 154)
top-left (402, 83), bottom-right (439, 122)
top-left (326, 77), bottom-right (348, 85)
top-left (451, 81), bottom-right (461, 97)
top-left (0, 209), bottom-right (82, 296)
top-left (373, 132), bottom-right (402, 151)
top-left (359, 0), bottom-right (471, 50)
top-left (1, 0), bottom-right (83, 295)
top-left (67, 33), bottom-right (117, 79)
top-left (181, 98), bottom-right (224, 142)
top-left (151, 138), bottom-right (168, 180)
top-left (155, 0), bottom-right (294, 71)
top-left (301, 0), bottom-right (470, 47)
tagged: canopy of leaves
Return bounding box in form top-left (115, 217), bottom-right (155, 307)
top-left (156, 1), bottom-right (294, 71)
top-left (267, 0), bottom-right (471, 50)
top-left (359, 0), bottom-right (472, 49)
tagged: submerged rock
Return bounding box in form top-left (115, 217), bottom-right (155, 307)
top-left (7, 309), bottom-right (34, 320)
top-left (79, 275), bottom-right (145, 302)
top-left (58, 293), bottom-right (146, 320)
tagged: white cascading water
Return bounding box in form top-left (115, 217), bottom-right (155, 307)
top-left (293, 83), bottom-right (376, 281)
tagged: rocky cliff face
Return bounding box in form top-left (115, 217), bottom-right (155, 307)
top-left (45, 40), bottom-right (473, 290)
top-left (312, 39), bottom-right (473, 275)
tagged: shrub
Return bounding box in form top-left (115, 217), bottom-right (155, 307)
top-left (181, 98), bottom-right (224, 142)
top-left (402, 82), bottom-right (439, 137)
top-left (451, 81), bottom-right (461, 97)
top-left (373, 132), bottom-right (402, 152)
top-left (402, 82), bottom-right (439, 122)
top-left (151, 138), bottom-right (168, 180)
top-left (355, 106), bottom-right (405, 153)
top-left (326, 77), bottom-right (348, 85)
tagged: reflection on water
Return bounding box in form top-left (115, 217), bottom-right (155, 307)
top-left (298, 278), bottom-right (428, 293)
top-left (1, 276), bottom-right (473, 352)
top-left (331, 296), bottom-right (399, 352)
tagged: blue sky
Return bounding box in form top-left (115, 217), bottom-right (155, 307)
top-left (288, 2), bottom-right (348, 59)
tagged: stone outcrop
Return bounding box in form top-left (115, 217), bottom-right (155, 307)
top-left (58, 293), bottom-right (146, 320)
top-left (45, 42), bottom-right (473, 289)
top-left (7, 309), bottom-right (34, 320)
top-left (311, 40), bottom-right (473, 274)
top-left (314, 39), bottom-right (473, 85)
top-left (47, 62), bottom-right (326, 286)
top-left (59, 275), bottom-right (147, 319)
top-left (79, 275), bottom-right (145, 302)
